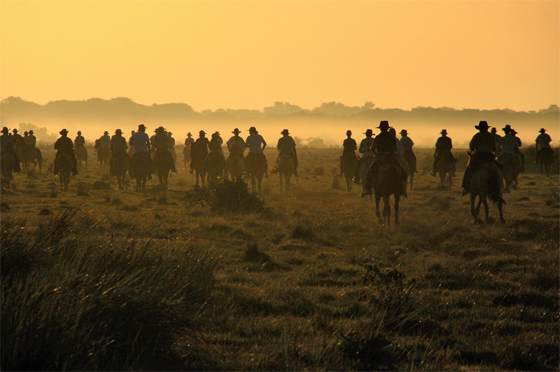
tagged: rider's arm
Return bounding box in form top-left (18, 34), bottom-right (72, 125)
top-left (261, 139), bottom-right (267, 152)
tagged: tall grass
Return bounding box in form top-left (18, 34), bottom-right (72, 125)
top-left (1, 209), bottom-right (215, 371)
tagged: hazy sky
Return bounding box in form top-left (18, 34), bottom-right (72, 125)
top-left (1, 1), bottom-right (559, 112)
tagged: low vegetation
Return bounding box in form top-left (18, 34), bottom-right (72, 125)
top-left (1, 146), bottom-right (558, 371)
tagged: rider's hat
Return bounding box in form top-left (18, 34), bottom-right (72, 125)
top-left (475, 121), bottom-right (489, 130)
top-left (12, 128), bottom-right (18, 134)
top-left (1, 127), bottom-right (9, 134)
top-left (138, 124), bottom-right (146, 130)
top-left (104, 131), bottom-right (109, 135)
top-left (214, 131), bottom-right (220, 136)
top-left (502, 124), bottom-right (512, 133)
top-left (156, 126), bottom-right (165, 133)
top-left (281, 129), bottom-right (290, 135)
top-left (199, 130), bottom-right (206, 135)
top-left (399, 129), bottom-right (407, 135)
top-left (60, 129), bottom-right (69, 135)
top-left (187, 132), bottom-right (192, 136)
top-left (540, 128), bottom-right (546, 133)
top-left (364, 129), bottom-right (373, 136)
top-left (510, 129), bottom-right (518, 135)
top-left (115, 129), bottom-right (122, 135)
top-left (490, 127), bottom-right (497, 133)
top-left (377, 120), bottom-right (390, 131)
top-left (441, 129), bottom-right (448, 135)
top-left (29, 130), bottom-right (34, 134)
top-left (232, 128), bottom-right (241, 134)
top-left (248, 126), bottom-right (258, 133)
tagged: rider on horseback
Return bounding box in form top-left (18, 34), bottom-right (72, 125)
top-left (432, 129), bottom-right (453, 177)
top-left (246, 126), bottom-right (268, 177)
top-left (1, 127), bottom-right (21, 173)
top-left (354, 129), bottom-right (374, 183)
top-left (152, 126), bottom-right (178, 173)
top-left (340, 130), bottom-right (357, 177)
top-left (54, 129), bottom-right (78, 175)
top-left (535, 128), bottom-right (553, 163)
top-left (277, 129), bottom-right (298, 176)
top-left (189, 130), bottom-right (209, 174)
top-left (462, 121), bottom-right (497, 195)
top-left (110, 129), bottom-right (128, 175)
top-left (400, 129), bottom-right (416, 173)
top-left (226, 128), bottom-right (246, 159)
top-left (26, 130), bottom-right (37, 149)
top-left (129, 124), bottom-right (154, 177)
top-left (362, 121), bottom-right (408, 197)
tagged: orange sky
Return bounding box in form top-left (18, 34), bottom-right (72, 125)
top-left (1, 0), bottom-right (559, 112)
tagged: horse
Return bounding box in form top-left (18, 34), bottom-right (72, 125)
top-left (537, 148), bottom-right (554, 177)
top-left (497, 153), bottom-right (519, 193)
top-left (110, 152), bottom-right (129, 191)
top-left (131, 152), bottom-right (150, 192)
top-left (22, 146), bottom-right (43, 173)
top-left (97, 146), bottom-right (111, 171)
top-left (360, 156), bottom-right (374, 201)
top-left (206, 151), bottom-right (226, 182)
top-left (55, 152), bottom-right (73, 191)
top-left (75, 146), bottom-right (88, 171)
top-left (373, 161), bottom-right (404, 226)
top-left (153, 150), bottom-right (173, 189)
top-left (465, 153), bottom-right (506, 224)
top-left (245, 153), bottom-right (267, 194)
top-left (403, 150), bottom-right (417, 189)
top-left (278, 154), bottom-right (295, 193)
top-left (226, 154), bottom-right (245, 180)
top-left (340, 153), bottom-right (358, 192)
top-left (183, 147), bottom-right (191, 173)
top-left (436, 152), bottom-right (456, 189)
top-left (1, 152), bottom-right (15, 190)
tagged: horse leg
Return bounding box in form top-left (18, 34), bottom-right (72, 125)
top-left (497, 201), bottom-right (505, 223)
top-left (375, 194), bottom-right (382, 223)
top-left (471, 194), bottom-right (480, 223)
top-left (483, 197), bottom-right (490, 222)
top-left (279, 171), bottom-right (283, 193)
top-left (257, 175), bottom-right (262, 195)
top-left (383, 195), bottom-right (390, 226)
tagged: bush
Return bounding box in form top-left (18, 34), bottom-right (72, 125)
top-left (184, 178), bottom-right (266, 213)
top-left (1, 211), bottom-right (215, 371)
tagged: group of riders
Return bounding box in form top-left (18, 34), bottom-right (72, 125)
top-left (0, 122), bottom-right (554, 191)
top-left (1, 127), bottom-right (41, 179)
top-left (340, 120), bottom-right (554, 197)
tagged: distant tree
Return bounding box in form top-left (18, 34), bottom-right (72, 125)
top-left (263, 102), bottom-right (306, 116)
top-left (18, 123), bottom-right (57, 142)
top-left (305, 137), bottom-right (325, 148)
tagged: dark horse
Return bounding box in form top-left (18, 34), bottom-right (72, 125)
top-left (436, 152), bottom-right (456, 189)
top-left (56, 152), bottom-right (73, 191)
top-left (373, 161), bottom-right (405, 226)
top-left (206, 151), bottom-right (226, 182)
top-left (96, 145), bottom-right (111, 172)
top-left (278, 154), bottom-right (295, 193)
top-left (246, 153), bottom-right (267, 194)
top-left (23, 146), bottom-right (43, 173)
top-left (154, 150), bottom-right (173, 189)
top-left (131, 152), bottom-right (150, 192)
top-left (75, 146), bottom-right (88, 171)
top-left (465, 152), bottom-right (506, 224)
top-left (226, 154), bottom-right (245, 180)
top-left (1, 151), bottom-right (16, 190)
top-left (403, 150), bottom-right (416, 189)
top-left (341, 153), bottom-right (358, 192)
top-left (111, 152), bottom-right (129, 191)
top-left (360, 157), bottom-right (374, 201)
top-left (497, 153), bottom-right (519, 193)
top-left (537, 148), bottom-right (554, 177)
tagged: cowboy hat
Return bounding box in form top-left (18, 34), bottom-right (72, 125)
top-left (475, 121), bottom-right (489, 130)
top-left (138, 124), bottom-right (146, 130)
top-left (12, 129), bottom-right (18, 133)
top-left (502, 124), bottom-right (512, 133)
top-left (248, 126), bottom-right (258, 133)
top-left (539, 128), bottom-right (546, 133)
top-left (441, 129), bottom-right (448, 135)
top-left (1, 127), bottom-right (9, 134)
top-left (60, 129), bottom-right (69, 135)
top-left (104, 131), bottom-right (109, 135)
top-left (399, 129), bottom-right (407, 135)
top-left (115, 129), bottom-right (122, 135)
top-left (29, 130), bottom-right (34, 134)
top-left (199, 130), bottom-right (206, 135)
top-left (187, 132), bottom-right (192, 136)
top-left (232, 128), bottom-right (241, 134)
top-left (281, 129), bottom-right (290, 135)
top-left (377, 120), bottom-right (390, 130)
top-left (510, 129), bottom-right (518, 135)
top-left (364, 129), bottom-right (373, 136)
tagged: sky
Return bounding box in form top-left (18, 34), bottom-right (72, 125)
top-left (1, 0), bottom-right (559, 113)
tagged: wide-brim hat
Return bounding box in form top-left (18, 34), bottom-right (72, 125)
top-left (540, 128), bottom-right (546, 133)
top-left (156, 126), bottom-right (165, 133)
top-left (104, 131), bottom-right (109, 135)
top-left (440, 129), bottom-right (448, 135)
top-left (248, 126), bottom-right (258, 133)
top-left (377, 120), bottom-right (390, 130)
top-left (364, 129), bottom-right (373, 135)
top-left (115, 129), bottom-right (122, 135)
top-left (60, 129), bottom-right (69, 135)
top-left (281, 129), bottom-right (290, 135)
top-left (29, 130), bottom-right (34, 134)
top-left (138, 124), bottom-right (146, 130)
top-left (502, 124), bottom-right (512, 133)
top-left (510, 129), bottom-right (518, 135)
top-left (399, 129), bottom-right (407, 135)
top-left (199, 130), bottom-right (206, 135)
top-left (214, 131), bottom-right (220, 135)
top-left (475, 121), bottom-right (489, 130)
top-left (187, 132), bottom-right (192, 136)
top-left (232, 128), bottom-right (240, 134)
top-left (12, 129), bottom-right (18, 133)
top-left (1, 127), bottom-right (9, 134)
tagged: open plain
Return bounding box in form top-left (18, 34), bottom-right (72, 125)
top-left (2, 145), bottom-right (559, 371)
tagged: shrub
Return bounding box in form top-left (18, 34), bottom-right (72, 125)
top-left (184, 178), bottom-right (265, 213)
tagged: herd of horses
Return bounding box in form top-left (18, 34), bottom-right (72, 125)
top-left (1, 144), bottom-right (556, 226)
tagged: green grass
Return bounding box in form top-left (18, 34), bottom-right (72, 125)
top-left (1, 146), bottom-right (559, 370)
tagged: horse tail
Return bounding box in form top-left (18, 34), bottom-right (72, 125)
top-left (487, 169), bottom-right (506, 205)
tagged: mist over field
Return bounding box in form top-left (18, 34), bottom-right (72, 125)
top-left (1, 97), bottom-right (558, 149)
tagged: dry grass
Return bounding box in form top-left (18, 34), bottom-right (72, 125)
top-left (1, 145), bottom-right (558, 371)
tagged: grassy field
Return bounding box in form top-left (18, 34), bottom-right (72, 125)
top-left (2, 145), bottom-right (559, 371)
